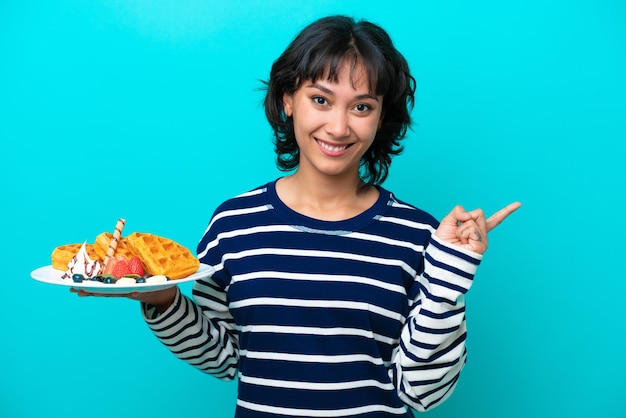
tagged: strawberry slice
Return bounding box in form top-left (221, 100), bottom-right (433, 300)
top-left (111, 259), bottom-right (131, 278)
top-left (103, 257), bottom-right (118, 275)
top-left (128, 256), bottom-right (144, 276)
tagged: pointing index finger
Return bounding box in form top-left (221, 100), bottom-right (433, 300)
top-left (486, 201), bottom-right (522, 232)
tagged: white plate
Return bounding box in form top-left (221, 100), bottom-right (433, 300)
top-left (30, 264), bottom-right (214, 294)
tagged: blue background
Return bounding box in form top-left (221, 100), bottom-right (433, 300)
top-left (1, 1), bottom-right (624, 417)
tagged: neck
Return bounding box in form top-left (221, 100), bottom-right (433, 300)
top-left (275, 171), bottom-right (378, 221)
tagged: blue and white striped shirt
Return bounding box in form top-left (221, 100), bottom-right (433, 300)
top-left (145, 180), bottom-right (481, 417)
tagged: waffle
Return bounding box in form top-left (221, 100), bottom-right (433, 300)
top-left (126, 232), bottom-right (199, 280)
top-left (93, 232), bottom-right (134, 261)
top-left (51, 243), bottom-right (99, 270)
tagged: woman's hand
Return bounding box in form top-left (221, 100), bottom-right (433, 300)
top-left (70, 285), bottom-right (178, 314)
top-left (435, 202), bottom-right (521, 254)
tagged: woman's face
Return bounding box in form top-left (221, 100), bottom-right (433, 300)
top-left (282, 61), bottom-right (383, 182)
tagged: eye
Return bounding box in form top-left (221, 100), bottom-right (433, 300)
top-left (354, 103), bottom-right (372, 113)
top-left (312, 96), bottom-right (327, 106)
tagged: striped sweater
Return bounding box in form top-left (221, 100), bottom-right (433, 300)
top-left (144, 180), bottom-right (482, 417)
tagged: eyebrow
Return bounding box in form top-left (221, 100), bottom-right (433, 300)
top-left (305, 83), bottom-right (380, 102)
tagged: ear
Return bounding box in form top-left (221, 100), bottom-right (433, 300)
top-left (282, 92), bottom-right (293, 117)
top-left (377, 111), bottom-right (385, 131)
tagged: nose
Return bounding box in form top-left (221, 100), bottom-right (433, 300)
top-left (325, 109), bottom-right (350, 138)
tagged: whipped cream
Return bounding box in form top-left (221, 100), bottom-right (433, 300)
top-left (61, 242), bottom-right (101, 279)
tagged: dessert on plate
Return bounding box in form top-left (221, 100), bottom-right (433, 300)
top-left (50, 219), bottom-right (200, 285)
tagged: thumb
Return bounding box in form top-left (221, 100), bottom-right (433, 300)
top-left (435, 205), bottom-right (469, 242)
top-left (441, 205), bottom-right (471, 226)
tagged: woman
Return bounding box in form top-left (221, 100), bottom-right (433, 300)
top-left (77, 15), bottom-right (519, 417)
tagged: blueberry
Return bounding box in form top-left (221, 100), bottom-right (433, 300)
top-left (103, 277), bottom-right (117, 284)
top-left (135, 277), bottom-right (146, 284)
top-left (72, 274), bottom-right (84, 283)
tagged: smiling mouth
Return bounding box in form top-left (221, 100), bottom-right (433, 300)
top-left (316, 139), bottom-right (352, 153)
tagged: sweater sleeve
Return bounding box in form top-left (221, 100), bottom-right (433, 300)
top-left (390, 234), bottom-right (482, 411)
top-left (141, 273), bottom-right (239, 380)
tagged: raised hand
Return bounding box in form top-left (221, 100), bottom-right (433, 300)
top-left (434, 202), bottom-right (521, 254)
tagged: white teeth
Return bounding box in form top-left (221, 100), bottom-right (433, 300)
top-left (318, 140), bottom-right (348, 152)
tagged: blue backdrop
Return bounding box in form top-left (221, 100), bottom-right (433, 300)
top-left (1, 1), bottom-right (625, 417)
